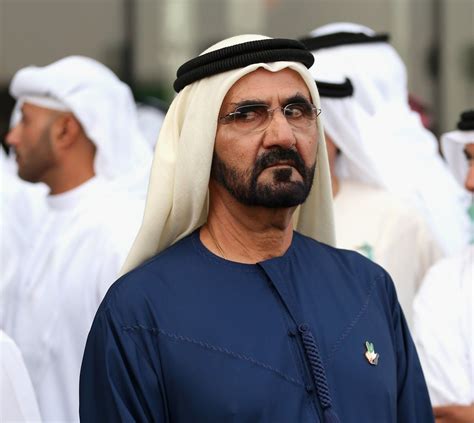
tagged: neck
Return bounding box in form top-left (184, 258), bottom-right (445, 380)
top-left (45, 161), bottom-right (96, 195)
top-left (201, 181), bottom-right (295, 263)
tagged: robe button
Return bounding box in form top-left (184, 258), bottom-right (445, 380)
top-left (305, 384), bottom-right (314, 393)
top-left (298, 323), bottom-right (309, 333)
top-left (287, 328), bottom-right (296, 337)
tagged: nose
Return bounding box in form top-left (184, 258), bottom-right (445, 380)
top-left (465, 163), bottom-right (474, 192)
top-left (262, 109), bottom-right (296, 150)
top-left (5, 125), bottom-right (20, 147)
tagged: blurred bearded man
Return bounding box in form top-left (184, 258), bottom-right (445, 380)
top-left (80, 35), bottom-right (433, 423)
top-left (2, 56), bottom-right (150, 422)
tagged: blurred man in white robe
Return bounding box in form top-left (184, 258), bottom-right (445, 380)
top-left (301, 23), bottom-right (470, 256)
top-left (0, 330), bottom-right (41, 422)
top-left (311, 77), bottom-right (441, 327)
top-left (1, 56), bottom-right (151, 422)
top-left (413, 110), bottom-right (474, 422)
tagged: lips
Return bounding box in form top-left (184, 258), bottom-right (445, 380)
top-left (265, 160), bottom-right (296, 169)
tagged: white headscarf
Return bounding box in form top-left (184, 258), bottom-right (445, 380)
top-left (9, 56), bottom-right (152, 197)
top-left (307, 22), bottom-right (470, 256)
top-left (121, 34), bottom-right (335, 274)
top-left (441, 129), bottom-right (474, 190)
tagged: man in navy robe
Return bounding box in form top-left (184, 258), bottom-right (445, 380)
top-left (80, 35), bottom-right (434, 422)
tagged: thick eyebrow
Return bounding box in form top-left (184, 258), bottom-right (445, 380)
top-left (464, 148), bottom-right (474, 160)
top-left (283, 93), bottom-right (312, 105)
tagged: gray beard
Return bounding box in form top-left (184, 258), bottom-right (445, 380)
top-left (210, 147), bottom-right (316, 208)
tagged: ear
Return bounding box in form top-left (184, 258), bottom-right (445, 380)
top-left (50, 114), bottom-right (82, 150)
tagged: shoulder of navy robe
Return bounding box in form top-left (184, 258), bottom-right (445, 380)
top-left (80, 230), bottom-right (434, 423)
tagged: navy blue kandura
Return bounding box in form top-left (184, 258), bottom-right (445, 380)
top-left (80, 230), bottom-right (434, 422)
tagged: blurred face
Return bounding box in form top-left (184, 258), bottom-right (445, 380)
top-left (464, 143), bottom-right (474, 192)
top-left (5, 103), bottom-right (58, 183)
top-left (211, 68), bottom-right (318, 208)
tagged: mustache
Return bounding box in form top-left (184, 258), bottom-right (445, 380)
top-left (253, 147), bottom-right (307, 178)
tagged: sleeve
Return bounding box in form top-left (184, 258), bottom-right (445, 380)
top-left (0, 331), bottom-right (41, 422)
top-left (412, 263), bottom-right (471, 406)
top-left (384, 274), bottom-right (435, 422)
top-left (79, 301), bottom-right (167, 422)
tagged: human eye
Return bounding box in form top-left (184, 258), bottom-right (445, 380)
top-left (233, 104), bottom-right (267, 123)
top-left (284, 103), bottom-right (313, 119)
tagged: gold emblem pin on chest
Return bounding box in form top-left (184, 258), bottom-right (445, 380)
top-left (364, 341), bottom-right (379, 365)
